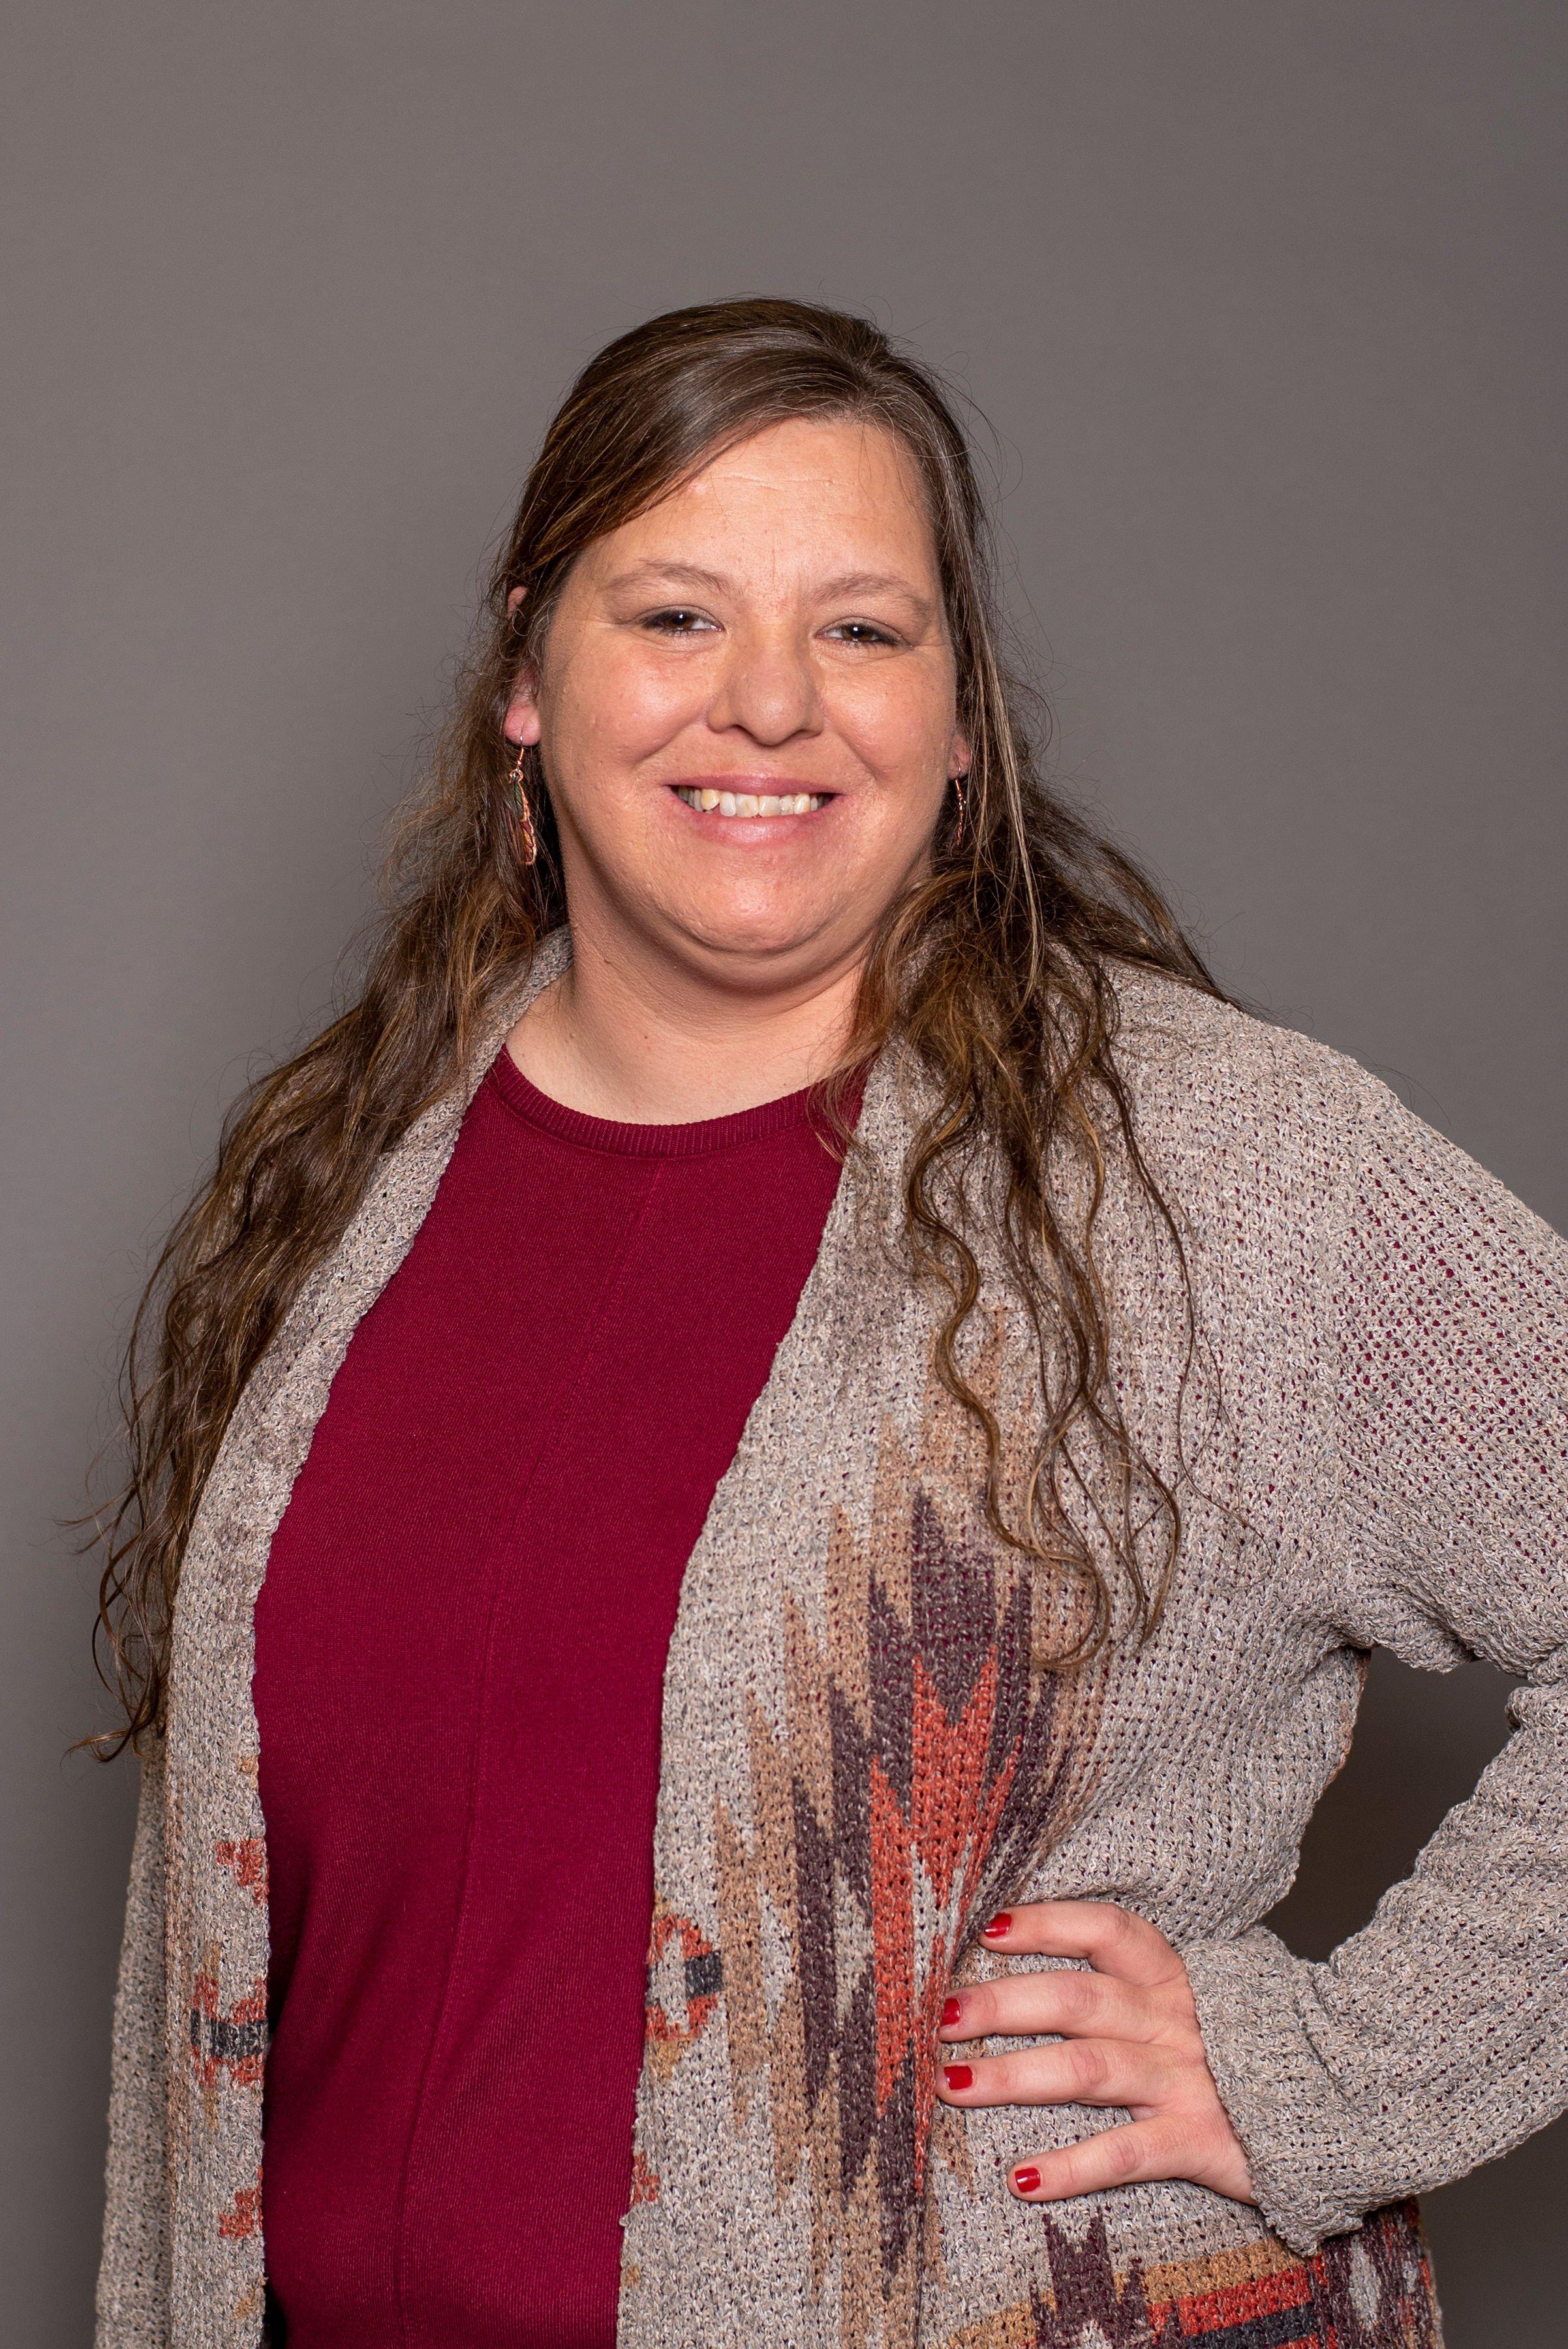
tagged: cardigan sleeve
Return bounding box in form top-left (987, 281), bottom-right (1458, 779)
top-left (95, 1739), bottom-right (171, 2349)
top-left (1182, 1069), bottom-right (1568, 2256)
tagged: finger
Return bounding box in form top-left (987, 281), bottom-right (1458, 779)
top-left (977, 1901), bottom-right (1180, 1988)
top-left (1006, 2119), bottom-right (1191, 2202)
top-left (938, 1971), bottom-right (1158, 2047)
top-left (934, 2040), bottom-right (1176, 2112)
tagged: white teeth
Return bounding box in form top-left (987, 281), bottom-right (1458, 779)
top-left (675, 787), bottom-right (827, 816)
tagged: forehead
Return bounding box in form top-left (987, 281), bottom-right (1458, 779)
top-left (595, 415), bottom-right (940, 577)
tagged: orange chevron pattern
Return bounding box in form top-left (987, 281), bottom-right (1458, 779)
top-left (695, 1378), bottom-right (1104, 2344)
top-left (932, 2202), bottom-right (1441, 2348)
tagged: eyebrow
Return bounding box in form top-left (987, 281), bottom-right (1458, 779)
top-left (602, 558), bottom-right (936, 616)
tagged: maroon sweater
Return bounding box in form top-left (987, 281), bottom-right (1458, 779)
top-left (252, 1045), bottom-right (849, 2346)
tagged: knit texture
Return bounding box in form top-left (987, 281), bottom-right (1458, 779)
top-left (95, 930), bottom-right (1568, 2349)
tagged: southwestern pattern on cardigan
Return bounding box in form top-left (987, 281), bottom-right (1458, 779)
top-left (703, 1375), bottom-right (1106, 2340)
top-left (97, 932), bottom-right (1568, 2348)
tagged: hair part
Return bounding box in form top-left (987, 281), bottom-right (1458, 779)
top-left (85, 296), bottom-right (1225, 1753)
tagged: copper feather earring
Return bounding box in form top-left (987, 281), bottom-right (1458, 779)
top-left (506, 739), bottom-right (539, 867)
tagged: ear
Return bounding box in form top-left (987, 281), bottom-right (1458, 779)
top-left (947, 724), bottom-right (972, 779)
top-left (503, 585), bottom-right (544, 749)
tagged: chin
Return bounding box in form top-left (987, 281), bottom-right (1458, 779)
top-left (667, 892), bottom-right (849, 973)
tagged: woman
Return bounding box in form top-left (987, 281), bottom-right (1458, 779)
top-left (92, 299), bottom-right (1566, 2349)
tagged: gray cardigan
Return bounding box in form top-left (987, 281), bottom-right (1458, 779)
top-left (96, 932), bottom-right (1568, 2348)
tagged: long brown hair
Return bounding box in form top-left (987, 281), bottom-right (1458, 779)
top-left (87, 296), bottom-right (1224, 1753)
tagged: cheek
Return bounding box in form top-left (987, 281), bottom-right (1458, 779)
top-left (551, 641), bottom-right (699, 769)
top-left (829, 665), bottom-right (957, 780)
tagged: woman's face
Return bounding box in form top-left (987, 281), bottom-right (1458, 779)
top-left (505, 415), bottom-right (970, 996)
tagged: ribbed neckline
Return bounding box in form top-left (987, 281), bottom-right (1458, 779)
top-left (485, 1039), bottom-right (842, 1159)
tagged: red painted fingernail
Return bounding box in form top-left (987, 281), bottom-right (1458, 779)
top-left (1012, 2165), bottom-right (1041, 2194)
top-left (981, 1912), bottom-right (1012, 1937)
top-left (940, 1997), bottom-right (962, 2027)
top-left (942, 2064), bottom-right (973, 2091)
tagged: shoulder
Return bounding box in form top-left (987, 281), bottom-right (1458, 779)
top-left (1103, 962), bottom-right (1394, 1180)
top-left (1084, 971), bottom-right (1407, 1352)
top-left (1102, 963), bottom-right (1566, 1277)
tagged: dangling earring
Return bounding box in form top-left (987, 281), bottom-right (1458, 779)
top-left (951, 771), bottom-right (969, 848)
top-left (506, 739), bottom-right (538, 867)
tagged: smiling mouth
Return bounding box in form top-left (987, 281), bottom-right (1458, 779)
top-left (672, 786), bottom-right (831, 818)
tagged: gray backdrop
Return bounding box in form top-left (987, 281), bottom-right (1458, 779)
top-left (3, 3), bottom-right (1563, 2341)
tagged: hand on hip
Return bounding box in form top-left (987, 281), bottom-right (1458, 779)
top-left (934, 1900), bottom-right (1257, 2207)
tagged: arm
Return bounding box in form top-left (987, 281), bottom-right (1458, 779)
top-left (1181, 1071), bottom-right (1568, 2252)
top-left (95, 1740), bottom-right (171, 2349)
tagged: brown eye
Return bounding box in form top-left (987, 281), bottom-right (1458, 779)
top-left (642, 607), bottom-right (717, 635)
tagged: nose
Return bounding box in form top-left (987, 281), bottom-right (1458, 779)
top-left (703, 620), bottom-right (823, 746)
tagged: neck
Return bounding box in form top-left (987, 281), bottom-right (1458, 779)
top-left (504, 914), bottom-right (866, 1124)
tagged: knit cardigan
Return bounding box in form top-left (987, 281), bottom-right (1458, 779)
top-left (96, 929), bottom-right (1568, 2349)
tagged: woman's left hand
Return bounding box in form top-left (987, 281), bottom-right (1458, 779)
top-left (934, 1900), bottom-right (1257, 2206)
